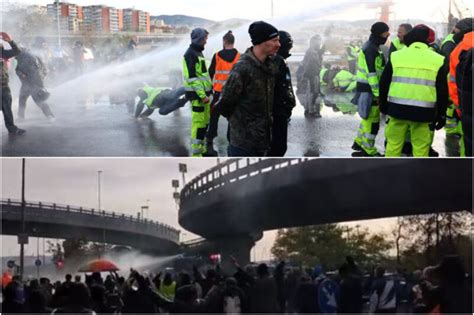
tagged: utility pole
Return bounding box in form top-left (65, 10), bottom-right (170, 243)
top-left (19, 158), bottom-right (26, 281)
top-left (55, 0), bottom-right (62, 52)
top-left (36, 237), bottom-right (40, 279)
top-left (271, 0), bottom-right (274, 19)
top-left (42, 238), bottom-right (45, 264)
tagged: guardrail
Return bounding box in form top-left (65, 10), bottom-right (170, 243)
top-left (21, 33), bottom-right (187, 39)
top-left (1, 198), bottom-right (180, 242)
top-left (181, 158), bottom-right (311, 199)
top-left (180, 238), bottom-right (207, 248)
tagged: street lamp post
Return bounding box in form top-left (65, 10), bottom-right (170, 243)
top-left (98, 170), bottom-right (103, 211)
top-left (141, 205), bottom-right (149, 221)
top-left (179, 163), bottom-right (187, 187)
top-left (97, 170), bottom-right (106, 257)
top-left (19, 158), bottom-right (27, 281)
top-left (172, 180), bottom-right (180, 209)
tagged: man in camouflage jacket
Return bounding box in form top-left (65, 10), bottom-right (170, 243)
top-left (218, 21), bottom-right (280, 157)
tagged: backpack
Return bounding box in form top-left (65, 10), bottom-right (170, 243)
top-left (16, 51), bottom-right (45, 82)
top-left (223, 295), bottom-right (241, 314)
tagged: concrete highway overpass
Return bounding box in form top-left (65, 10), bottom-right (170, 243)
top-left (179, 159), bottom-right (472, 264)
top-left (1, 199), bottom-right (180, 255)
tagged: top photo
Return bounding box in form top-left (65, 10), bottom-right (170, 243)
top-left (1, 0), bottom-right (472, 158)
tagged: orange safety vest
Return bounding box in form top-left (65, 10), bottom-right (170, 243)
top-left (449, 31), bottom-right (473, 116)
top-left (212, 51), bottom-right (240, 92)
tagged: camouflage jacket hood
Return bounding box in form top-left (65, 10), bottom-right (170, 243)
top-left (218, 48), bottom-right (278, 152)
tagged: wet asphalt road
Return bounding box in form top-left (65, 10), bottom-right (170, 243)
top-left (1, 96), bottom-right (458, 157)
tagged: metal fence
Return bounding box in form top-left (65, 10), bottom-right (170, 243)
top-left (181, 158), bottom-right (311, 199)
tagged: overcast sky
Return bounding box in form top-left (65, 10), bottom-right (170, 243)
top-left (1, 158), bottom-right (397, 261)
top-left (9, 0), bottom-right (473, 22)
top-left (1, 158), bottom-right (216, 257)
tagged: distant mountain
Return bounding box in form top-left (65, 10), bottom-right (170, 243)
top-left (151, 15), bottom-right (215, 27)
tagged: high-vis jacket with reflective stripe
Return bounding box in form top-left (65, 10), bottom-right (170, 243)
top-left (441, 33), bottom-right (455, 49)
top-left (333, 69), bottom-right (356, 91)
top-left (389, 42), bottom-right (444, 109)
top-left (213, 51), bottom-right (240, 92)
top-left (142, 86), bottom-right (165, 108)
top-left (391, 38), bottom-right (405, 51)
top-left (449, 32), bottom-right (473, 111)
top-left (320, 67), bottom-right (329, 86)
top-left (356, 40), bottom-right (385, 97)
top-left (182, 44), bottom-right (212, 101)
top-left (347, 44), bottom-right (360, 61)
top-left (441, 33), bottom-right (456, 62)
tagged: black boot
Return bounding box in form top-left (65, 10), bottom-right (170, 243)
top-left (429, 147), bottom-right (440, 157)
top-left (352, 142), bottom-right (363, 152)
top-left (204, 139), bottom-right (218, 157)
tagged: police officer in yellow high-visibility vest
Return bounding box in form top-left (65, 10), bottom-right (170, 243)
top-left (380, 25), bottom-right (449, 157)
top-left (352, 22), bottom-right (390, 157)
top-left (183, 28), bottom-right (213, 157)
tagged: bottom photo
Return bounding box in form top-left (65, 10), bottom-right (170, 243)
top-left (1, 158), bottom-right (472, 314)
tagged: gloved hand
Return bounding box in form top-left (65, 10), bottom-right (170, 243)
top-left (434, 115), bottom-right (446, 130)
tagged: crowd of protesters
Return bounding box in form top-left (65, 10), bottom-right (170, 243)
top-left (1, 255), bottom-right (471, 314)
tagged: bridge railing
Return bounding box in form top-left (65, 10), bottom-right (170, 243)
top-left (180, 237), bottom-right (207, 248)
top-left (181, 158), bottom-right (310, 200)
top-left (1, 198), bottom-right (180, 242)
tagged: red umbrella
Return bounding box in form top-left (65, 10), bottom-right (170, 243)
top-left (2, 272), bottom-right (13, 288)
top-left (78, 259), bottom-right (119, 273)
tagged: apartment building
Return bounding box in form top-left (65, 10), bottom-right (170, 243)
top-left (123, 8), bottom-right (150, 33)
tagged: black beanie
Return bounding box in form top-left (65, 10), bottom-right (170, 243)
top-left (455, 18), bottom-right (473, 32)
top-left (279, 31), bottom-right (293, 48)
top-left (249, 21), bottom-right (279, 45)
top-left (404, 27), bottom-right (431, 46)
top-left (371, 22), bottom-right (390, 36)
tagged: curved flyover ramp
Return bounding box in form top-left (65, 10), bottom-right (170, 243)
top-left (179, 159), bottom-right (472, 239)
top-left (2, 199), bottom-right (180, 255)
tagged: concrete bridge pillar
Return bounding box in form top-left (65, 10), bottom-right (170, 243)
top-left (211, 232), bottom-right (263, 274)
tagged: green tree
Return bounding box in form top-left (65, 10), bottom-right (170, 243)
top-left (397, 212), bottom-right (472, 268)
top-left (271, 224), bottom-right (391, 270)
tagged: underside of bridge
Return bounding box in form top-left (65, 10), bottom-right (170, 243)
top-left (2, 215), bottom-right (180, 255)
top-left (179, 159), bottom-right (472, 266)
